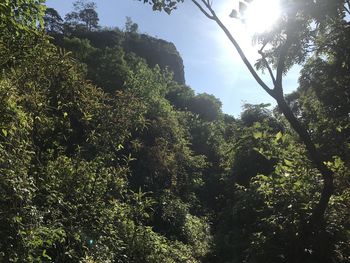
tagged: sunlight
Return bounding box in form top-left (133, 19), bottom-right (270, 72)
top-left (214, 0), bottom-right (282, 62)
top-left (244, 0), bottom-right (281, 34)
top-left (217, 0), bottom-right (281, 36)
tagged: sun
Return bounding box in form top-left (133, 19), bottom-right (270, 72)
top-left (215, 0), bottom-right (282, 61)
top-left (243, 0), bottom-right (281, 34)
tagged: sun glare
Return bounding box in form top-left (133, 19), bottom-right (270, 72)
top-left (244, 0), bottom-right (281, 34)
top-left (215, 0), bottom-right (282, 65)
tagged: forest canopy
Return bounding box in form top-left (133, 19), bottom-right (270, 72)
top-left (0, 0), bottom-right (349, 262)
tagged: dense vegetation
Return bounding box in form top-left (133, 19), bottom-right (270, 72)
top-left (0, 0), bottom-right (349, 262)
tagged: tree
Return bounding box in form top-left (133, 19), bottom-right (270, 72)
top-left (188, 93), bottom-right (223, 121)
top-left (65, 0), bottom-right (99, 31)
top-left (139, 0), bottom-right (184, 14)
top-left (138, 0), bottom-right (348, 260)
top-left (3, 0), bottom-right (348, 261)
top-left (0, 0), bottom-right (46, 69)
top-left (43, 8), bottom-right (63, 34)
top-left (1, 19), bottom-right (209, 261)
top-left (125, 16), bottom-right (139, 33)
top-left (0, 0), bottom-right (46, 33)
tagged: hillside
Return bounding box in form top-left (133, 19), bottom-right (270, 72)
top-left (0, 1), bottom-right (349, 263)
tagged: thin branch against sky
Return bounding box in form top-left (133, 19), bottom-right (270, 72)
top-left (46, 0), bottom-right (300, 116)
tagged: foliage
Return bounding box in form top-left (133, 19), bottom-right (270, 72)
top-left (139, 0), bottom-right (184, 14)
top-left (125, 16), bottom-right (139, 33)
top-left (188, 93), bottom-right (223, 122)
top-left (137, 0), bottom-right (350, 261)
top-left (214, 123), bottom-right (350, 263)
top-left (64, 0), bottom-right (99, 32)
top-left (0, 0), bottom-right (45, 33)
top-left (43, 7), bottom-right (63, 33)
top-left (1, 0), bottom-right (350, 262)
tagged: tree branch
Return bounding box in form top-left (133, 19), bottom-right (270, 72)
top-left (258, 49), bottom-right (276, 86)
top-left (275, 35), bottom-right (291, 95)
top-left (191, 0), bottom-right (213, 20)
top-left (345, 0), bottom-right (350, 15)
top-left (276, 99), bottom-right (334, 224)
top-left (191, 0), bottom-right (334, 240)
top-left (195, 1), bottom-right (276, 98)
top-left (344, 5), bottom-right (350, 15)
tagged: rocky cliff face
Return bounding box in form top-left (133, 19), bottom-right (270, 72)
top-left (123, 33), bottom-right (185, 84)
top-left (57, 30), bottom-right (186, 85)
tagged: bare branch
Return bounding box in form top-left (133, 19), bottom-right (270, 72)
top-left (200, 0), bottom-right (213, 11)
top-left (344, 2), bottom-right (350, 15)
top-left (191, 0), bottom-right (213, 20)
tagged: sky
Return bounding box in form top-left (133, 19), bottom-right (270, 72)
top-left (45, 0), bottom-right (300, 117)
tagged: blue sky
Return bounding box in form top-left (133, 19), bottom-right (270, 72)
top-left (45, 0), bottom-right (300, 116)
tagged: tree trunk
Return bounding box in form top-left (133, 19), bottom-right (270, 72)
top-left (276, 97), bottom-right (334, 222)
top-left (276, 95), bottom-right (334, 262)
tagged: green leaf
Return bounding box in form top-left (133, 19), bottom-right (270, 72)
top-left (275, 131), bottom-right (283, 141)
top-left (1, 129), bottom-right (7, 137)
top-left (333, 157), bottom-right (343, 169)
top-left (284, 159), bottom-right (293, 167)
top-left (253, 122), bottom-right (262, 128)
top-left (117, 144), bottom-right (124, 150)
top-left (42, 249), bottom-right (52, 260)
top-left (253, 131), bottom-right (263, 139)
